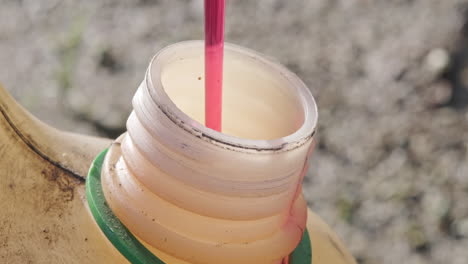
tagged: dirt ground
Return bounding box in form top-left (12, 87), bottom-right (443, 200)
top-left (1, 0), bottom-right (468, 263)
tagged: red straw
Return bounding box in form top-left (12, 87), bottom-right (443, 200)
top-left (204, 0), bottom-right (225, 131)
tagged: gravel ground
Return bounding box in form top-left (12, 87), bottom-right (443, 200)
top-left (2, 1), bottom-right (468, 263)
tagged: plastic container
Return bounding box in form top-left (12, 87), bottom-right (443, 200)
top-left (92, 41), bottom-right (317, 264)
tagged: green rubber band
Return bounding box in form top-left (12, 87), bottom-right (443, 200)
top-left (86, 149), bottom-right (312, 264)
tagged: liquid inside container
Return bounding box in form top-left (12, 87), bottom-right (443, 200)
top-left (100, 41), bottom-right (318, 264)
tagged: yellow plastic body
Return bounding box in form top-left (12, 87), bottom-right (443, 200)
top-left (0, 81), bottom-right (356, 264)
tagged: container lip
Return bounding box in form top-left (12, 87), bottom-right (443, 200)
top-left (146, 40), bottom-right (317, 153)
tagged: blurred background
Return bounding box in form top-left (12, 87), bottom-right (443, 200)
top-left (1, 0), bottom-right (468, 263)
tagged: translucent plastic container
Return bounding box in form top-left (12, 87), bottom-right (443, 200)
top-left (99, 41), bottom-right (317, 264)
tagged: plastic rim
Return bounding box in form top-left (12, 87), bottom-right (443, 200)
top-left (86, 149), bottom-right (312, 264)
top-left (147, 41), bottom-right (318, 153)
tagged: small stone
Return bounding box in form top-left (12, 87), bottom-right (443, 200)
top-left (422, 189), bottom-right (450, 220)
top-left (424, 81), bottom-right (452, 106)
top-left (408, 133), bottom-right (433, 161)
top-left (424, 48), bottom-right (450, 74)
top-left (406, 226), bottom-right (430, 253)
top-left (456, 218), bottom-right (468, 237)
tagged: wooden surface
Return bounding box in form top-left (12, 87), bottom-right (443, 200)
top-left (0, 83), bottom-right (355, 264)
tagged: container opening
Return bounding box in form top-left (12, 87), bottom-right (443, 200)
top-left (160, 45), bottom-right (305, 141)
